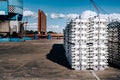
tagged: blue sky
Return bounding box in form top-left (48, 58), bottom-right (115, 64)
top-left (23, 0), bottom-right (120, 33)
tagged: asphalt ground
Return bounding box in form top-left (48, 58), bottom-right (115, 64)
top-left (0, 39), bottom-right (120, 80)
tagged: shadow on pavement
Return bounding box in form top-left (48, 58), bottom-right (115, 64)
top-left (108, 63), bottom-right (120, 69)
top-left (46, 44), bottom-right (71, 69)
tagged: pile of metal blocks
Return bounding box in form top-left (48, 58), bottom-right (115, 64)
top-left (64, 17), bottom-right (108, 70)
top-left (108, 21), bottom-right (120, 67)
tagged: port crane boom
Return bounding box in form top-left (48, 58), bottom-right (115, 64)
top-left (90, 0), bottom-right (100, 14)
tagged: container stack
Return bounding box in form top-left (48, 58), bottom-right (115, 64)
top-left (108, 21), bottom-right (120, 67)
top-left (64, 16), bottom-right (108, 70)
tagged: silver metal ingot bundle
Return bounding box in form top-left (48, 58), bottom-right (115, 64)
top-left (64, 16), bottom-right (109, 70)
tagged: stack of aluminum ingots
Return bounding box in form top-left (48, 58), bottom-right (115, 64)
top-left (108, 21), bottom-right (120, 67)
top-left (64, 16), bottom-right (108, 70)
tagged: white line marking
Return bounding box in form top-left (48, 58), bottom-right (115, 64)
top-left (90, 70), bottom-right (100, 80)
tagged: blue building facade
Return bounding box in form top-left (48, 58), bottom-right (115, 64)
top-left (0, 0), bottom-right (23, 21)
top-left (0, 0), bottom-right (8, 15)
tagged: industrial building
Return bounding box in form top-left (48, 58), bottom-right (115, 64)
top-left (108, 21), bottom-right (120, 67)
top-left (0, 0), bottom-right (23, 36)
top-left (64, 16), bottom-right (108, 70)
top-left (38, 10), bottom-right (46, 35)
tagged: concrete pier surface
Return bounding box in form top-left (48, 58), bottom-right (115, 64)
top-left (0, 39), bottom-right (120, 80)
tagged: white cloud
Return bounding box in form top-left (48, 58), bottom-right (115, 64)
top-left (81, 10), bottom-right (120, 21)
top-left (26, 23), bottom-right (64, 33)
top-left (45, 13), bottom-right (48, 16)
top-left (50, 13), bottom-right (59, 19)
top-left (27, 23), bottom-right (38, 26)
top-left (66, 14), bottom-right (79, 19)
top-left (49, 25), bottom-right (59, 28)
top-left (25, 10), bottom-right (120, 33)
top-left (26, 23), bottom-right (38, 31)
top-left (50, 10), bottom-right (120, 21)
top-left (108, 13), bottom-right (120, 21)
top-left (23, 9), bottom-right (38, 18)
top-left (81, 10), bottom-right (97, 19)
top-left (49, 10), bottom-right (120, 33)
top-left (50, 13), bottom-right (79, 19)
top-left (47, 25), bottom-right (64, 33)
top-left (51, 13), bottom-right (65, 19)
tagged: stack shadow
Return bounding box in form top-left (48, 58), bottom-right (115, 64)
top-left (108, 62), bottom-right (120, 69)
top-left (46, 44), bottom-right (120, 70)
top-left (47, 44), bottom-right (71, 69)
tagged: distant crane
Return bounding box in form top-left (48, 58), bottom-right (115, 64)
top-left (90, 0), bottom-right (100, 14)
